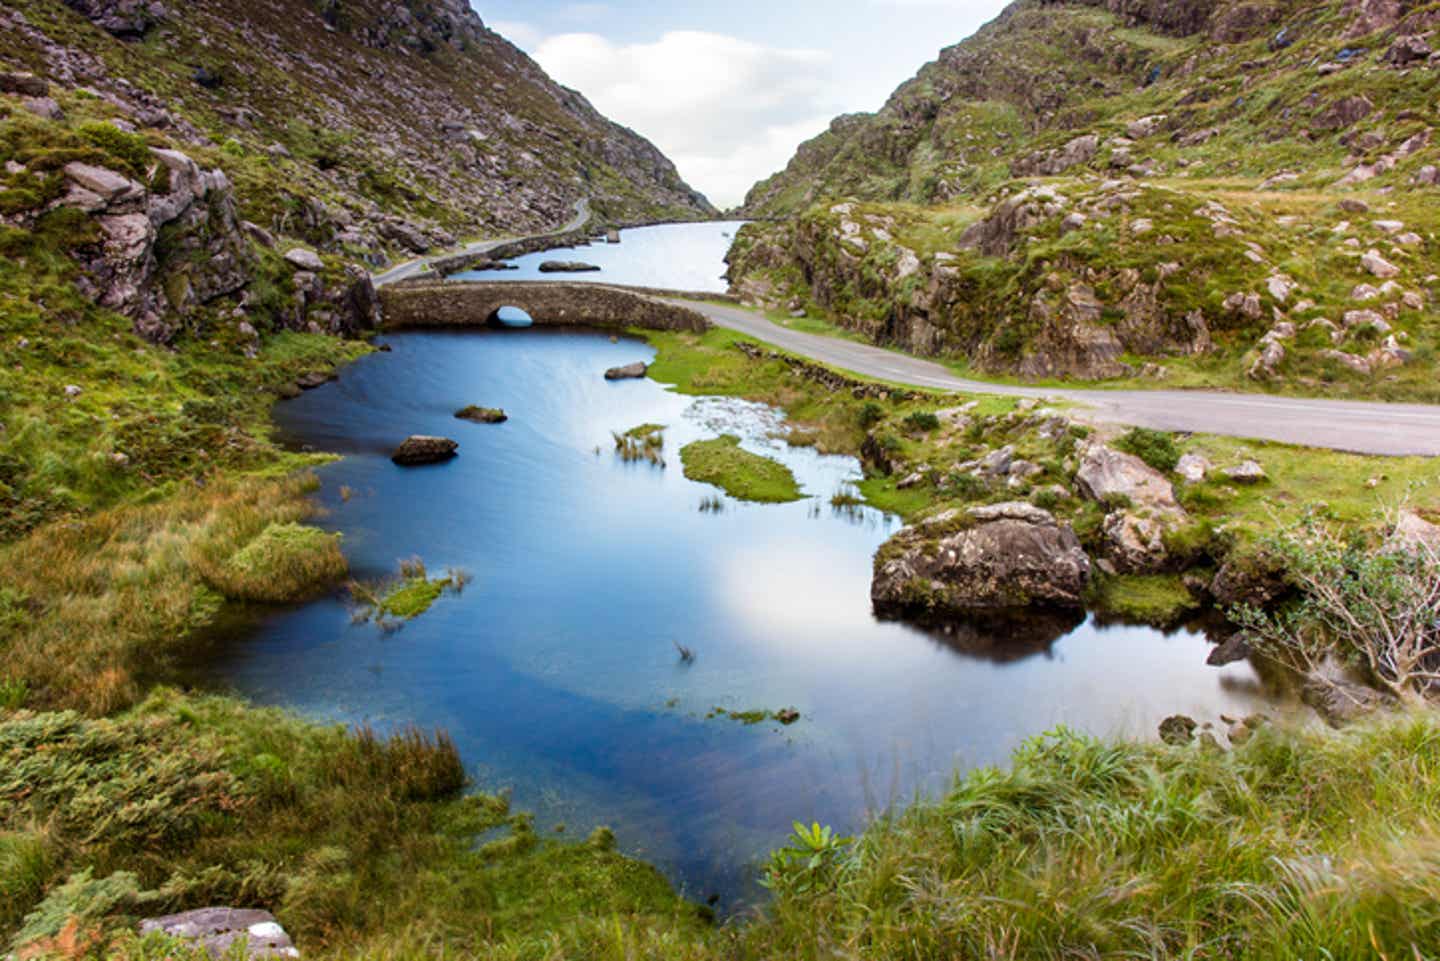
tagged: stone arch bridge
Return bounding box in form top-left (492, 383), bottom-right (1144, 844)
top-left (377, 280), bottom-right (714, 333)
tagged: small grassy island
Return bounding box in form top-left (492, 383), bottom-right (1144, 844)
top-left (679, 435), bottom-right (804, 504)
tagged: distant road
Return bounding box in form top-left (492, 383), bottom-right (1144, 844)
top-left (672, 299), bottom-right (1440, 457)
top-left (372, 199), bottom-right (591, 288)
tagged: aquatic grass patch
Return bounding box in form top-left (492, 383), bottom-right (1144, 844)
top-left (680, 436), bottom-right (803, 504)
top-left (350, 557), bottom-right (469, 626)
top-left (707, 707), bottom-right (801, 726)
top-left (613, 423), bottom-right (667, 466)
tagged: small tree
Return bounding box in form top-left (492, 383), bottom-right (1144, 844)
top-left (1234, 512), bottom-right (1440, 706)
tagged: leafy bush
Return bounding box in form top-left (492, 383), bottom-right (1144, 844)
top-left (858, 402), bottom-right (885, 428)
top-left (1115, 427), bottom-right (1181, 473)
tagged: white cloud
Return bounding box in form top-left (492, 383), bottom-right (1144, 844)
top-left (490, 19), bottom-right (543, 51)
top-left (530, 30), bottom-right (834, 208)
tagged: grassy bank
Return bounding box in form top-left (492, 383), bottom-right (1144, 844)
top-left (641, 326), bottom-right (1435, 628)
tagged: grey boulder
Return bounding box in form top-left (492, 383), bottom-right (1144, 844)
top-left (140, 907), bottom-right (299, 959)
top-left (604, 361), bottom-right (648, 380)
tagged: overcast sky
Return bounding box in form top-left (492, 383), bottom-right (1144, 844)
top-left (478, 1), bottom-right (1010, 208)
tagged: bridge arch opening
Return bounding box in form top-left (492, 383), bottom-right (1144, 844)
top-left (488, 305), bottom-right (534, 328)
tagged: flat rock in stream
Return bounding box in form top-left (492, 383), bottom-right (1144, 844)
top-left (455, 405), bottom-right (508, 424)
top-left (605, 361), bottom-right (648, 380)
top-left (538, 260), bottom-right (601, 273)
top-left (392, 435), bottom-right (458, 465)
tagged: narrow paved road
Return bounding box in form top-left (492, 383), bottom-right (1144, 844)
top-left (674, 299), bottom-right (1440, 457)
top-left (372, 199), bottom-right (591, 288)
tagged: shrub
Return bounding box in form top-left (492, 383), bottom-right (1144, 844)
top-left (903, 411), bottom-right (941, 433)
top-left (1115, 427), bottom-right (1181, 473)
top-left (858, 402), bottom-right (885, 429)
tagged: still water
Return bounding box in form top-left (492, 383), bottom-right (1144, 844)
top-left (452, 219), bottom-right (745, 291)
top-left (213, 224), bottom-right (1279, 906)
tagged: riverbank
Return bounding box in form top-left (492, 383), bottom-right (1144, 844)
top-left (638, 325), bottom-right (1438, 632)
top-left (4, 317), bottom-right (1438, 959)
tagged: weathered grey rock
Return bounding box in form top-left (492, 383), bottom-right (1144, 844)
top-left (1210, 557), bottom-right (1288, 609)
top-left (1224, 460), bottom-right (1268, 484)
top-left (1361, 249), bottom-right (1400, 279)
top-left (1175, 453), bottom-right (1211, 484)
top-left (1301, 674), bottom-right (1391, 728)
top-left (604, 361), bottom-right (648, 380)
top-left (1075, 444), bottom-right (1181, 513)
top-left (1320, 349), bottom-right (1372, 374)
top-left (1388, 510), bottom-right (1440, 556)
top-left (1207, 633), bottom-right (1253, 666)
top-left (140, 908), bottom-right (299, 959)
top-left (606, 229), bottom-right (621, 244)
top-left (391, 435), bottom-right (458, 465)
top-left (20, 96), bottom-right (63, 120)
top-left (1313, 94), bottom-right (1373, 132)
top-left (538, 260), bottom-right (601, 273)
top-left (64, 161), bottom-right (144, 205)
top-left (0, 71), bottom-right (49, 96)
top-left (1102, 510), bottom-right (1172, 573)
top-left (284, 248), bottom-right (325, 272)
top-left (872, 502), bottom-right (1091, 617)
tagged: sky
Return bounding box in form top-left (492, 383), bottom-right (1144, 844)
top-left (477, 1), bottom-right (1010, 208)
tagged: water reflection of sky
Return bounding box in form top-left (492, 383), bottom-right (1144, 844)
top-left (213, 301), bottom-right (1281, 909)
top-left (453, 220), bottom-right (747, 291)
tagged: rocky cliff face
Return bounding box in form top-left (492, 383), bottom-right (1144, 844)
top-left (1, 0), bottom-right (712, 265)
top-left (731, 0), bottom-right (1440, 394)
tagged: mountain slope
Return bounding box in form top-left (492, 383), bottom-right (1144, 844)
top-left (729, 0), bottom-right (1440, 398)
top-left (1, 0), bottom-right (713, 259)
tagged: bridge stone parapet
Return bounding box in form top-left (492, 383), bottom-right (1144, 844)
top-left (378, 280), bottom-right (713, 333)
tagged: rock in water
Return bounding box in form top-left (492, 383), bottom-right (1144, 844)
top-left (140, 908), bottom-right (300, 959)
top-left (538, 260), bottom-right (601, 273)
top-left (606, 229), bottom-right (621, 244)
top-left (605, 361), bottom-right (648, 380)
top-left (871, 502), bottom-right (1091, 618)
top-left (455, 406), bottom-right (508, 424)
top-left (392, 435), bottom-right (459, 465)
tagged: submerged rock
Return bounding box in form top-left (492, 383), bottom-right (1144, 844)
top-left (392, 435), bottom-right (458, 465)
top-left (140, 908), bottom-right (299, 959)
top-left (872, 502), bottom-right (1090, 618)
top-left (1159, 714), bottom-right (1197, 745)
top-left (605, 361), bottom-right (648, 380)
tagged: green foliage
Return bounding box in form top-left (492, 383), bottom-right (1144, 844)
top-left (200, 521), bottom-right (347, 603)
top-left (1115, 427), bottom-right (1182, 473)
top-left (858, 401), bottom-right (885, 428)
top-left (761, 821), bottom-right (852, 896)
top-left (350, 557), bottom-right (468, 624)
top-left (1088, 574), bottom-right (1200, 626)
top-left (903, 410), bottom-right (941, 433)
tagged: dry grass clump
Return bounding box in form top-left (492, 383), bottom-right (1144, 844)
top-left (0, 473), bottom-right (344, 714)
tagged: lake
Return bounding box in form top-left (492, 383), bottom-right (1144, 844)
top-left (212, 223), bottom-right (1281, 908)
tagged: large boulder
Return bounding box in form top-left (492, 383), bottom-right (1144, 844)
top-left (140, 908), bottom-right (299, 959)
top-left (872, 502), bottom-right (1091, 618)
top-left (1075, 443), bottom-right (1181, 513)
top-left (391, 435), bottom-right (458, 465)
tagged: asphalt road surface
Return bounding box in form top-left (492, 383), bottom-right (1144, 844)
top-left (675, 299), bottom-right (1440, 457)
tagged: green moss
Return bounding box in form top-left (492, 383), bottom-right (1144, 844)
top-left (680, 435), bottom-right (804, 504)
top-left (1087, 573), bottom-right (1201, 626)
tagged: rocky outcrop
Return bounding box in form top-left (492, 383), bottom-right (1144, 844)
top-left (1075, 443), bottom-right (1188, 574)
top-left (8, 149), bottom-right (255, 344)
top-left (539, 261), bottom-right (602, 273)
top-left (872, 502), bottom-right (1091, 618)
top-left (392, 435), bottom-right (459, 465)
top-left (63, 0), bottom-right (164, 38)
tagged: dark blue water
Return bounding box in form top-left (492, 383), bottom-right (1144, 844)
top-left (215, 325), bottom-right (1277, 907)
top-left (453, 220), bottom-right (745, 291)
